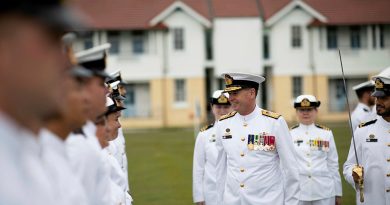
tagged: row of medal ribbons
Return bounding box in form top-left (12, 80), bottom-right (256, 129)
top-left (247, 134), bottom-right (276, 151)
top-left (308, 139), bottom-right (330, 152)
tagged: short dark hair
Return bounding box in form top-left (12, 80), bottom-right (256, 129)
top-left (356, 87), bottom-right (373, 99)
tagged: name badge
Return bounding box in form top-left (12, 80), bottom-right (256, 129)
top-left (222, 135), bottom-right (232, 139)
top-left (366, 134), bottom-right (377, 142)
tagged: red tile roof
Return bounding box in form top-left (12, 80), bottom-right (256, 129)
top-left (259, 0), bottom-right (390, 25)
top-left (71, 0), bottom-right (390, 29)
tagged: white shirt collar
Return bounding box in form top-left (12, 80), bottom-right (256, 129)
top-left (237, 105), bottom-right (260, 122)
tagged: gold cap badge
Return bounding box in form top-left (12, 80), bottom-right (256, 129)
top-left (218, 94), bottom-right (228, 103)
top-left (301, 98), bottom-right (311, 107)
top-left (375, 78), bottom-right (384, 89)
top-left (225, 74), bottom-right (233, 86)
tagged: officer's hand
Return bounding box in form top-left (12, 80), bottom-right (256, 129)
top-left (352, 165), bottom-right (364, 184)
top-left (335, 196), bottom-right (341, 205)
top-left (196, 202), bottom-right (205, 205)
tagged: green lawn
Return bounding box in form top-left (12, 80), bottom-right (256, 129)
top-left (125, 123), bottom-right (356, 205)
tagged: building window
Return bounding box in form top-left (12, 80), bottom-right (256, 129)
top-left (174, 79), bottom-right (186, 102)
top-left (326, 26), bottom-right (338, 49)
top-left (263, 35), bottom-right (270, 59)
top-left (379, 25), bottom-right (385, 48)
top-left (350, 26), bottom-right (361, 49)
top-left (205, 29), bottom-right (213, 60)
top-left (291, 25), bottom-right (302, 48)
top-left (292, 76), bottom-right (302, 98)
top-left (173, 28), bottom-right (184, 50)
top-left (329, 79), bottom-right (346, 112)
top-left (84, 33), bottom-right (93, 49)
top-left (132, 30), bottom-right (145, 54)
top-left (107, 31), bottom-right (120, 54)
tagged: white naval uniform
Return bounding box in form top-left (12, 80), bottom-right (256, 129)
top-left (193, 122), bottom-right (218, 205)
top-left (351, 102), bottom-right (376, 131)
top-left (290, 124), bottom-right (342, 204)
top-left (103, 148), bottom-right (127, 205)
top-left (0, 112), bottom-right (56, 205)
top-left (215, 106), bottom-right (300, 205)
top-left (343, 116), bottom-right (390, 205)
top-left (66, 121), bottom-right (112, 205)
top-left (40, 129), bottom-right (89, 205)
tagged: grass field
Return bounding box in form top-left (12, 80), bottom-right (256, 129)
top-left (125, 123), bottom-right (356, 205)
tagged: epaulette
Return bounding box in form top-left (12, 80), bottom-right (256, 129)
top-left (261, 110), bottom-right (281, 119)
top-left (200, 123), bottom-right (214, 132)
top-left (219, 111), bottom-right (237, 121)
top-left (315, 124), bottom-right (330, 131)
top-left (290, 124), bottom-right (299, 130)
top-left (358, 119), bottom-right (377, 128)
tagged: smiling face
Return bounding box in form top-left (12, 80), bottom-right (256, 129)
top-left (211, 104), bottom-right (233, 120)
top-left (296, 107), bottom-right (318, 125)
top-left (227, 88), bottom-right (257, 115)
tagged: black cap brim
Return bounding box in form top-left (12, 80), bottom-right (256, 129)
top-left (372, 90), bottom-right (386, 97)
top-left (70, 66), bottom-right (93, 78)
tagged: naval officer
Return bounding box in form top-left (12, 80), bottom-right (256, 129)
top-left (351, 81), bottom-right (376, 131)
top-left (215, 72), bottom-right (300, 205)
top-left (290, 95), bottom-right (342, 205)
top-left (343, 68), bottom-right (390, 205)
top-left (193, 90), bottom-right (232, 205)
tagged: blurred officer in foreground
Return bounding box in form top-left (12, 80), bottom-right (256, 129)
top-left (351, 81), bottom-right (376, 131)
top-left (290, 95), bottom-right (342, 205)
top-left (40, 65), bottom-right (91, 205)
top-left (343, 68), bottom-right (390, 205)
top-left (193, 90), bottom-right (232, 205)
top-left (0, 1), bottom-right (85, 204)
top-left (215, 72), bottom-right (300, 205)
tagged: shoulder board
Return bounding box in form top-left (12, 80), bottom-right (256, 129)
top-left (358, 119), bottom-right (377, 128)
top-left (261, 110), bottom-right (281, 119)
top-left (315, 124), bottom-right (331, 131)
top-left (290, 124), bottom-right (299, 130)
top-left (219, 111), bottom-right (237, 121)
top-left (200, 123), bottom-right (214, 132)
top-left (363, 108), bottom-right (369, 112)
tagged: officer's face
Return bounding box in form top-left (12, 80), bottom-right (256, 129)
top-left (296, 107), bottom-right (317, 125)
top-left (212, 104), bottom-right (232, 120)
top-left (376, 95), bottom-right (390, 118)
top-left (0, 16), bottom-right (68, 131)
top-left (228, 88), bottom-right (256, 114)
top-left (84, 76), bottom-right (109, 120)
top-left (62, 77), bottom-right (89, 129)
top-left (106, 111), bottom-right (121, 141)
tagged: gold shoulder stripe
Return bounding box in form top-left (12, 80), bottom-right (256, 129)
top-left (200, 123), bottom-right (214, 132)
top-left (358, 119), bottom-right (377, 128)
top-left (290, 124), bottom-right (299, 130)
top-left (315, 124), bottom-right (330, 131)
top-left (219, 111), bottom-right (237, 121)
top-left (261, 110), bottom-right (281, 119)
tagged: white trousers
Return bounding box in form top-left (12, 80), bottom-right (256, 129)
top-left (299, 196), bottom-right (335, 205)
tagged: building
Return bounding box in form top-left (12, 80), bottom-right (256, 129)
top-left (71, 0), bottom-right (390, 128)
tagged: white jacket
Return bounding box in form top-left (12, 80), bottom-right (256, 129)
top-left (343, 116), bottom-right (390, 205)
top-left (351, 102), bottom-right (376, 131)
top-left (290, 123), bottom-right (342, 201)
top-left (193, 122), bottom-right (218, 205)
top-left (215, 106), bottom-right (300, 205)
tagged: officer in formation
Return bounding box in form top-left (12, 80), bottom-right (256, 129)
top-left (0, 1), bottom-right (88, 204)
top-left (343, 67), bottom-right (390, 205)
top-left (215, 73), bottom-right (300, 205)
top-left (290, 95), bottom-right (342, 205)
top-left (351, 81), bottom-right (376, 131)
top-left (193, 90), bottom-right (232, 205)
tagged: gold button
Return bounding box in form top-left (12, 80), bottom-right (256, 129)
top-left (240, 168), bottom-right (245, 172)
top-left (240, 152), bottom-right (245, 157)
top-left (241, 137), bottom-right (245, 141)
top-left (387, 143), bottom-right (390, 147)
top-left (240, 183), bottom-right (244, 188)
top-left (308, 175), bottom-right (312, 178)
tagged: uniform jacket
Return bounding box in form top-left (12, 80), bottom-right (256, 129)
top-left (344, 116), bottom-right (390, 205)
top-left (290, 123), bottom-right (342, 201)
top-left (351, 103), bottom-right (376, 131)
top-left (215, 106), bottom-right (300, 205)
top-left (193, 122), bottom-right (218, 205)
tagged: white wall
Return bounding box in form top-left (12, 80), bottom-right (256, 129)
top-left (213, 18), bottom-right (263, 76)
top-left (164, 10), bottom-right (207, 78)
top-left (268, 7), bottom-right (314, 76)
